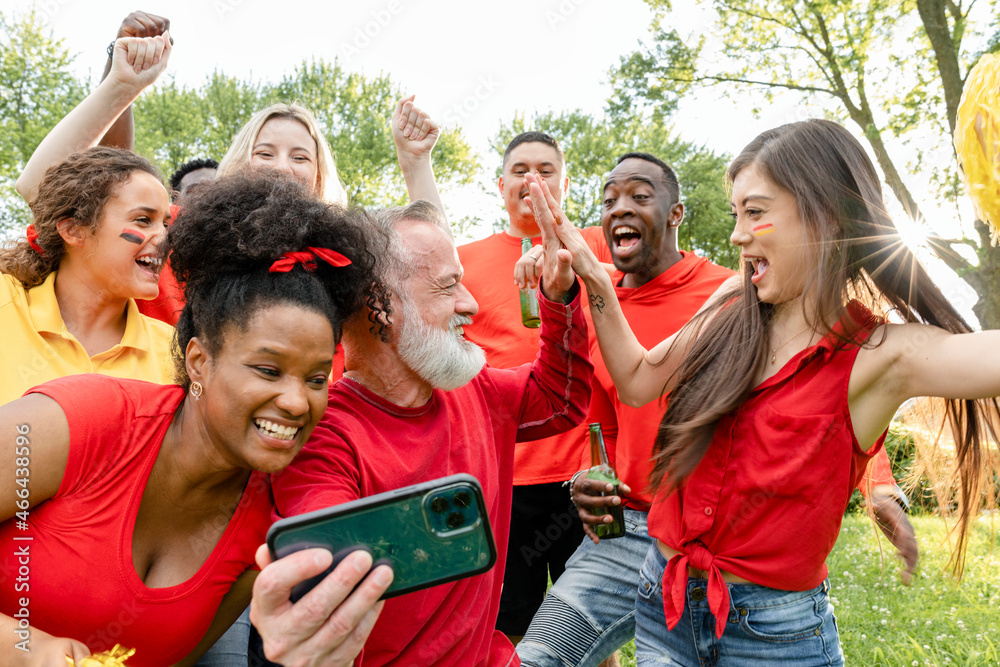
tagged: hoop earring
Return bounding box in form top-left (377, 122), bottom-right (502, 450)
top-left (190, 381), bottom-right (203, 400)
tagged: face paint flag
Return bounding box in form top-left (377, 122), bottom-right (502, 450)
top-left (120, 229), bottom-right (146, 245)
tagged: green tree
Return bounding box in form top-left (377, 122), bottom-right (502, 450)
top-left (133, 71), bottom-right (264, 175)
top-left (611, 0), bottom-right (1000, 328)
top-left (268, 60), bottom-right (477, 208)
top-left (0, 10), bottom-right (87, 235)
top-left (491, 110), bottom-right (737, 268)
top-left (132, 59), bottom-right (479, 215)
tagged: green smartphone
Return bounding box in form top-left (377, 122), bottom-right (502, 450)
top-left (267, 473), bottom-right (497, 601)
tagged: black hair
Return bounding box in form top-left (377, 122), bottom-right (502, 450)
top-left (169, 158), bottom-right (219, 193)
top-left (502, 131), bottom-right (565, 170)
top-left (167, 169), bottom-right (389, 386)
top-left (617, 152), bottom-right (681, 203)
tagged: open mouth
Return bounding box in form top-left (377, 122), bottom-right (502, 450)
top-left (612, 225), bottom-right (642, 258)
top-left (135, 255), bottom-right (164, 275)
top-left (254, 418), bottom-right (300, 441)
top-left (749, 257), bottom-right (769, 284)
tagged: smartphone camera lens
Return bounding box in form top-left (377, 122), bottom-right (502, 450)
top-left (454, 491), bottom-right (472, 508)
top-left (446, 512), bottom-right (464, 529)
top-left (430, 497), bottom-right (449, 513)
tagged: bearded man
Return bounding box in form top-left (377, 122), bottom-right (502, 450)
top-left (269, 200), bottom-right (593, 667)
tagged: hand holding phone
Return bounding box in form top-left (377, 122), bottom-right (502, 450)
top-left (250, 544), bottom-right (391, 666)
top-left (267, 474), bottom-right (497, 601)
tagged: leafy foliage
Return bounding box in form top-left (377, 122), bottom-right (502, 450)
top-left (0, 10), bottom-right (87, 235)
top-left (132, 59), bottom-right (479, 210)
top-left (612, 0), bottom-right (1000, 328)
top-left (0, 9), bottom-right (479, 234)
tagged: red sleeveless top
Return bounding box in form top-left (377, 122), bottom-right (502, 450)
top-left (647, 301), bottom-right (886, 638)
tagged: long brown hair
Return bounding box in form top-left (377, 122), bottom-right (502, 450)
top-left (651, 119), bottom-right (998, 571)
top-left (0, 147), bottom-right (162, 288)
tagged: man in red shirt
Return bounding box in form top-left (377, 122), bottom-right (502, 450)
top-left (516, 153), bottom-right (916, 667)
top-left (270, 201), bottom-right (593, 666)
top-left (458, 133), bottom-right (612, 645)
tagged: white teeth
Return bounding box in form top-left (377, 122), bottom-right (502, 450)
top-left (613, 225), bottom-right (640, 240)
top-left (136, 256), bottom-right (163, 269)
top-left (254, 418), bottom-right (300, 441)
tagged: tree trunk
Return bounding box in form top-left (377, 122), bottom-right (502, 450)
top-left (916, 0), bottom-right (965, 136)
top-left (972, 220), bottom-right (1000, 329)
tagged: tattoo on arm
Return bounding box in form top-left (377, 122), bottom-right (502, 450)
top-left (589, 294), bottom-right (605, 314)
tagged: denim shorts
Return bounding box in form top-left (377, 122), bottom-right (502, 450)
top-left (634, 544), bottom-right (844, 667)
top-left (518, 508), bottom-right (651, 667)
top-left (196, 606), bottom-right (250, 667)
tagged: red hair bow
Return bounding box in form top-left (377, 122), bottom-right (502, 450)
top-left (26, 224), bottom-right (45, 257)
top-left (269, 247), bottom-right (352, 273)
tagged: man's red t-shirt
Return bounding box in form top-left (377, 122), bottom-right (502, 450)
top-left (457, 227), bottom-right (609, 484)
top-left (271, 289), bottom-right (592, 667)
top-left (585, 252), bottom-right (733, 507)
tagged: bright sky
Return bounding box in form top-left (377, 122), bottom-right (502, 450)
top-left (7, 0), bottom-right (988, 324)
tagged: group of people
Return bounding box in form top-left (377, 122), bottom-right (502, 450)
top-left (1, 9), bottom-right (998, 667)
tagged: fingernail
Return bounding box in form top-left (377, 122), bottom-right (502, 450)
top-left (353, 551), bottom-right (373, 573)
top-left (373, 566), bottom-right (393, 586)
top-left (313, 550), bottom-right (332, 568)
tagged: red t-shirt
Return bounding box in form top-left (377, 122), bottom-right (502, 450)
top-left (648, 301), bottom-right (886, 638)
top-left (135, 261), bottom-right (184, 326)
top-left (271, 290), bottom-right (592, 667)
top-left (585, 252), bottom-right (734, 507)
top-left (136, 203), bottom-right (185, 326)
top-left (0, 375), bottom-right (272, 666)
top-left (457, 227), bottom-right (608, 484)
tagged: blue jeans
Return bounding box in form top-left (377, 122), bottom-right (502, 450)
top-left (518, 509), bottom-right (651, 667)
top-left (634, 545), bottom-right (844, 666)
top-left (196, 607), bottom-right (251, 667)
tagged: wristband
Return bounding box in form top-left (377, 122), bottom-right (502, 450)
top-left (563, 470), bottom-right (587, 505)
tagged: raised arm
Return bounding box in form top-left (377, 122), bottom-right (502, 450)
top-left (15, 32), bottom-right (171, 202)
top-left (391, 95), bottom-right (450, 236)
top-left (526, 173), bottom-right (734, 408)
top-left (98, 11), bottom-right (171, 150)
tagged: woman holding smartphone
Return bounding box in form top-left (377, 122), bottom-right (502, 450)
top-left (0, 170), bottom-right (388, 666)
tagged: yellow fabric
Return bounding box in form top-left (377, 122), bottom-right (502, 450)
top-left (954, 53), bottom-right (1000, 244)
top-left (0, 272), bottom-right (177, 406)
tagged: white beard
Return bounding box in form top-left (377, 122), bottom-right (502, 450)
top-left (396, 293), bottom-right (486, 391)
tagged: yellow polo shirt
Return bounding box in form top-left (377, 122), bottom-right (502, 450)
top-left (0, 272), bottom-right (177, 406)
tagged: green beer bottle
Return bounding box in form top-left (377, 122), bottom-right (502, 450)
top-left (588, 422), bottom-right (625, 539)
top-left (520, 237), bottom-right (540, 328)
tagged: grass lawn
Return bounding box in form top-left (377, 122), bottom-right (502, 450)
top-left (613, 514), bottom-right (999, 666)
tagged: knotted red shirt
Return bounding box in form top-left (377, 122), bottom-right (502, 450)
top-left (648, 301), bottom-right (886, 638)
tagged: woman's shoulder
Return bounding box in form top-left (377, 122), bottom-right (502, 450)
top-left (30, 375), bottom-right (183, 419)
top-left (0, 272), bottom-right (27, 306)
